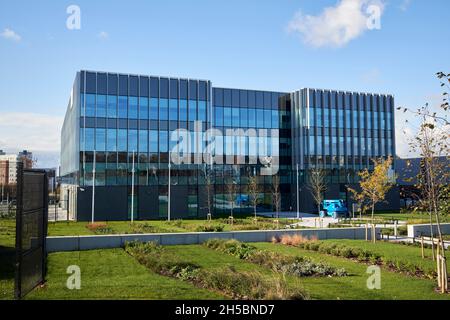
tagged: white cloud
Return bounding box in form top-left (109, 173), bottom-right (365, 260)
top-left (287, 0), bottom-right (385, 48)
top-left (97, 31), bottom-right (109, 39)
top-left (0, 28), bottom-right (21, 42)
top-left (399, 0), bottom-right (411, 11)
top-left (0, 112), bottom-right (63, 153)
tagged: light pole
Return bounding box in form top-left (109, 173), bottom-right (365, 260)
top-left (167, 162), bottom-right (171, 221)
top-left (131, 150), bottom-right (135, 223)
top-left (91, 150), bottom-right (96, 224)
top-left (296, 163), bottom-right (300, 221)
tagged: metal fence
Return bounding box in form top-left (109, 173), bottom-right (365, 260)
top-left (14, 164), bottom-right (48, 299)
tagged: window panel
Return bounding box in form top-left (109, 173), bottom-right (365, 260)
top-left (149, 130), bottom-right (158, 152)
top-left (128, 97), bottom-right (138, 119)
top-left (97, 95), bottom-right (107, 117)
top-left (150, 98), bottom-right (158, 120)
top-left (86, 94), bottom-right (96, 117)
top-left (159, 131), bottom-right (168, 152)
top-left (139, 130), bottom-right (148, 153)
top-left (128, 129), bottom-right (138, 152)
top-left (118, 129), bottom-right (127, 152)
top-left (159, 99), bottom-right (169, 121)
top-left (95, 128), bottom-right (106, 151)
top-left (179, 100), bottom-right (188, 122)
top-left (107, 95), bottom-right (117, 118)
top-left (198, 101), bottom-right (207, 121)
top-left (107, 129), bottom-right (117, 152)
top-left (139, 97), bottom-right (149, 119)
top-left (169, 99), bottom-right (178, 121)
top-left (118, 96), bottom-right (128, 118)
top-left (188, 100), bottom-right (197, 121)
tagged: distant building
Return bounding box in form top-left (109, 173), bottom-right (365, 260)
top-left (0, 150), bottom-right (34, 185)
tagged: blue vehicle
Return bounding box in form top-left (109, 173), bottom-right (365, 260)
top-left (319, 200), bottom-right (349, 219)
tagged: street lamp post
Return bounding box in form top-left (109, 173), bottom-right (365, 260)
top-left (91, 150), bottom-right (96, 224)
top-left (296, 163), bottom-right (300, 221)
top-left (168, 162), bottom-right (171, 221)
top-left (131, 150), bottom-right (135, 223)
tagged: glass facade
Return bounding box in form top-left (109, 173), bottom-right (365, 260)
top-left (61, 71), bottom-right (396, 220)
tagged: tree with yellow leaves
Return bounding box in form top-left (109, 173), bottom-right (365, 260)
top-left (349, 157), bottom-right (395, 242)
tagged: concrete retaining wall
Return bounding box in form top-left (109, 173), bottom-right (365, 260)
top-left (46, 227), bottom-right (379, 253)
top-left (407, 223), bottom-right (450, 238)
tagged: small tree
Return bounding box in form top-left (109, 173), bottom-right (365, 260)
top-left (349, 157), bottom-right (395, 242)
top-left (202, 165), bottom-right (214, 220)
top-left (272, 175), bottom-right (281, 228)
top-left (307, 168), bottom-right (327, 215)
top-left (248, 173), bottom-right (260, 222)
top-left (226, 175), bottom-right (238, 223)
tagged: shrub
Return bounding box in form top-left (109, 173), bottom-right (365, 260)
top-left (198, 267), bottom-right (309, 300)
top-left (196, 224), bottom-right (225, 232)
top-left (86, 222), bottom-right (114, 234)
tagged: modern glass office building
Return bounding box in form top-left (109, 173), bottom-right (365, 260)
top-left (60, 70), bottom-right (399, 221)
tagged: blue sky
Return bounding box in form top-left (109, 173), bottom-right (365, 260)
top-left (0, 0), bottom-right (449, 168)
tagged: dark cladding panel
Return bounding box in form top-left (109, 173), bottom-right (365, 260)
top-left (150, 77), bottom-right (159, 98)
top-left (129, 76), bottom-right (138, 96)
top-left (223, 89), bottom-right (231, 107)
top-left (189, 80), bottom-right (198, 100)
top-left (231, 89), bottom-right (239, 107)
top-left (213, 88), bottom-right (223, 106)
top-left (180, 80), bottom-right (188, 100)
top-left (97, 73), bottom-right (107, 94)
top-left (140, 76), bottom-right (149, 97)
top-left (240, 90), bottom-right (248, 107)
top-left (119, 75), bottom-right (128, 96)
top-left (108, 74), bottom-right (118, 95)
top-left (85, 72), bottom-right (97, 94)
top-left (199, 81), bottom-right (207, 101)
top-left (170, 79), bottom-right (179, 99)
top-left (160, 78), bottom-right (169, 98)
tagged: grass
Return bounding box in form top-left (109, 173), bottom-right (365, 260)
top-left (26, 249), bottom-right (224, 300)
top-left (44, 217), bottom-right (299, 236)
top-left (0, 219), bottom-right (15, 300)
top-left (253, 243), bottom-right (450, 300)
top-left (373, 212), bottom-right (450, 224)
top-left (312, 239), bottom-right (450, 277)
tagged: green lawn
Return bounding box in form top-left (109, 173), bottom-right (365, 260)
top-left (315, 239), bottom-right (449, 276)
top-left (45, 217), bottom-right (298, 236)
top-left (253, 243), bottom-right (450, 300)
top-left (27, 249), bottom-right (224, 300)
top-left (373, 212), bottom-right (450, 224)
top-left (0, 219), bottom-right (15, 300)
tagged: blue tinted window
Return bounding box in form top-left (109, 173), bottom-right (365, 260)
top-left (179, 100), bottom-right (187, 121)
top-left (129, 97), bottom-right (138, 119)
top-left (215, 107), bottom-right (223, 127)
top-left (96, 128), bottom-right (106, 151)
top-left (373, 112), bottom-right (378, 130)
top-left (188, 100), bottom-right (197, 121)
top-left (128, 129), bottom-right (138, 152)
top-left (169, 99), bottom-right (178, 121)
top-left (338, 109), bottom-right (344, 129)
top-left (97, 95), bottom-right (107, 117)
top-left (309, 108), bottom-right (315, 127)
top-left (118, 129), bottom-right (127, 151)
top-left (257, 109), bottom-right (264, 128)
top-left (139, 97), bottom-right (149, 119)
top-left (107, 129), bottom-right (117, 151)
top-left (86, 94), bottom-right (96, 117)
top-left (317, 108), bottom-right (322, 127)
top-left (150, 98), bottom-right (158, 120)
top-left (232, 108), bottom-right (240, 127)
top-left (324, 109), bottom-right (329, 127)
top-left (223, 107), bottom-right (232, 127)
top-left (149, 130), bottom-right (158, 152)
top-left (107, 95), bottom-right (117, 118)
top-left (85, 128), bottom-right (95, 151)
top-left (367, 112), bottom-right (372, 130)
top-left (118, 96), bottom-right (127, 118)
top-left (331, 109), bottom-right (337, 128)
top-left (139, 130), bottom-right (148, 152)
top-left (272, 110), bottom-right (278, 128)
top-left (159, 131), bottom-right (168, 152)
top-left (264, 110), bottom-right (272, 128)
top-left (248, 108), bottom-right (256, 127)
top-left (159, 99), bottom-right (169, 120)
top-left (198, 101), bottom-right (207, 121)
top-left (240, 109), bottom-right (248, 128)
